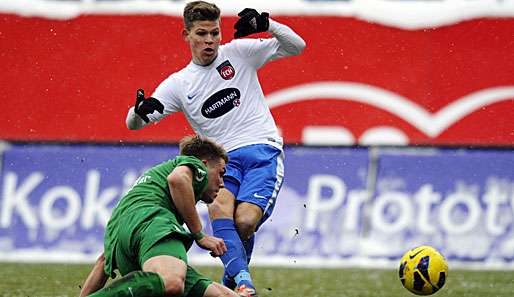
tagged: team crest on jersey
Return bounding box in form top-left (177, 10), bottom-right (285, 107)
top-left (216, 60), bottom-right (235, 80)
top-left (201, 88), bottom-right (241, 118)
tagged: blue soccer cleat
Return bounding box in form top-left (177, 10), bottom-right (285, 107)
top-left (236, 284), bottom-right (258, 297)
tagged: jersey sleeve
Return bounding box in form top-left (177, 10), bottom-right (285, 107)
top-left (174, 156), bottom-right (208, 199)
top-left (147, 75), bottom-right (183, 122)
top-left (230, 38), bottom-right (280, 69)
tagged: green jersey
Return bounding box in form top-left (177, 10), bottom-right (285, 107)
top-left (103, 155), bottom-right (208, 277)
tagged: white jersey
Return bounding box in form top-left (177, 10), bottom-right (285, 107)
top-left (149, 38), bottom-right (283, 152)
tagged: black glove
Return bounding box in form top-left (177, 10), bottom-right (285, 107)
top-left (134, 89), bottom-right (164, 123)
top-left (234, 8), bottom-right (269, 39)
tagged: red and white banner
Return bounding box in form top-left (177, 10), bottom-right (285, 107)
top-left (1, 2), bottom-right (514, 145)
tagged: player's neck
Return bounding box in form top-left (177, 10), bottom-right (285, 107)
top-left (192, 55), bottom-right (218, 67)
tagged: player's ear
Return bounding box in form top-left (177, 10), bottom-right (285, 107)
top-left (182, 29), bottom-right (189, 41)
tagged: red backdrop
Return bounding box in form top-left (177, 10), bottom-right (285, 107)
top-left (1, 14), bottom-right (513, 145)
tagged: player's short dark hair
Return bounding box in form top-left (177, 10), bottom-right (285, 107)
top-left (183, 1), bottom-right (220, 31)
top-left (179, 135), bottom-right (228, 163)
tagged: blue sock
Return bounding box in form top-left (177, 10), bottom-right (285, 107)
top-left (212, 219), bottom-right (250, 282)
top-left (242, 234), bottom-right (255, 264)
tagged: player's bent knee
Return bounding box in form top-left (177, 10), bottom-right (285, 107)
top-left (234, 203), bottom-right (262, 239)
top-left (162, 276), bottom-right (185, 297)
top-left (208, 199), bottom-right (234, 219)
top-left (235, 217), bottom-right (257, 240)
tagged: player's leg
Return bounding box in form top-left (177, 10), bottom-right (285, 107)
top-left (242, 234), bottom-right (254, 264)
top-left (143, 236), bottom-right (235, 297)
top-left (208, 151), bottom-right (249, 291)
top-left (140, 216), bottom-right (202, 297)
top-left (202, 282), bottom-right (240, 297)
top-left (234, 203), bottom-right (261, 262)
top-left (87, 211), bottom-right (194, 297)
top-left (237, 144), bottom-right (284, 253)
top-left (208, 186), bottom-right (249, 290)
top-left (86, 270), bottom-right (165, 297)
top-left (182, 264), bottom-right (239, 297)
top-left (143, 253), bottom-right (188, 296)
top-left (232, 144), bottom-right (284, 296)
top-left (231, 202), bottom-right (262, 295)
top-left (85, 237), bottom-right (174, 297)
top-left (86, 213), bottom-right (173, 297)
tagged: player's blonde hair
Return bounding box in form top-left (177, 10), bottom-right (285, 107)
top-left (179, 135), bottom-right (228, 163)
top-left (183, 1), bottom-right (221, 31)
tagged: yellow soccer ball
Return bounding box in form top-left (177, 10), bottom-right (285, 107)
top-left (399, 245), bottom-right (448, 295)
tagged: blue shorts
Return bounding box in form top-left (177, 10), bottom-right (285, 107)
top-left (224, 144), bottom-right (284, 228)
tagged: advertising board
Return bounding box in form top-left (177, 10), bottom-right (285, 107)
top-left (2, 144), bottom-right (514, 268)
top-left (1, 1), bottom-right (513, 145)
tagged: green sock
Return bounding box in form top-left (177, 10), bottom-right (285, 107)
top-left (88, 271), bottom-right (165, 297)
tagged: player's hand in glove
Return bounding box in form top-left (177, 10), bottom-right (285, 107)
top-left (234, 8), bottom-right (269, 38)
top-left (134, 89), bottom-right (164, 123)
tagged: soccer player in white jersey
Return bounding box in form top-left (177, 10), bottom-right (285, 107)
top-left (126, 1), bottom-right (305, 296)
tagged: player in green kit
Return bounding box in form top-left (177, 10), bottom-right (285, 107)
top-left (79, 135), bottom-right (240, 297)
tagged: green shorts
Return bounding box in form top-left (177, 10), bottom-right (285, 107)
top-left (113, 208), bottom-right (212, 297)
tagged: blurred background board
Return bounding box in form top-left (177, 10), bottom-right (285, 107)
top-left (2, 144), bottom-right (514, 269)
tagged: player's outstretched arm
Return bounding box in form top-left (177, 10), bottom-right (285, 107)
top-left (126, 89), bottom-right (164, 130)
top-left (233, 8), bottom-right (306, 59)
top-left (268, 19), bottom-right (306, 58)
top-left (79, 253), bottom-right (109, 297)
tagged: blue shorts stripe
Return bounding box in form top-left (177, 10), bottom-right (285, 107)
top-left (262, 150), bottom-right (284, 221)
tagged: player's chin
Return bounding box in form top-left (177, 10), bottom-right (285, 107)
top-left (202, 50), bottom-right (216, 60)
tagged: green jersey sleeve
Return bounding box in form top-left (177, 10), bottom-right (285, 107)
top-left (173, 155), bottom-right (209, 201)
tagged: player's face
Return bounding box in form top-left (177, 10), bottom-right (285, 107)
top-left (184, 20), bottom-right (221, 66)
top-left (201, 158), bottom-right (226, 204)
